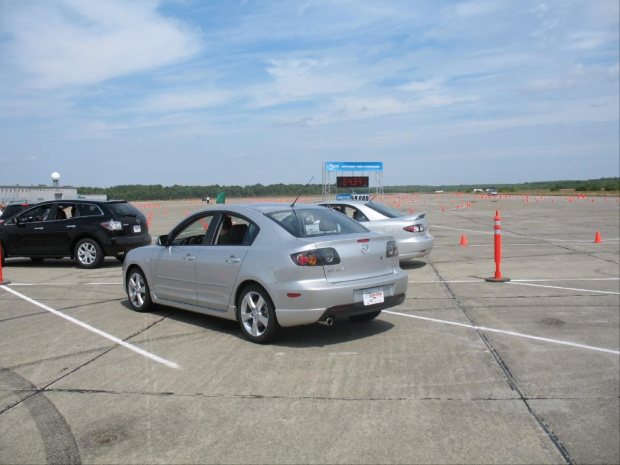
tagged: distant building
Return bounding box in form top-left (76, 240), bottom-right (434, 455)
top-left (0, 186), bottom-right (106, 204)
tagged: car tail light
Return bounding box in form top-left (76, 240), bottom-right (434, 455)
top-left (386, 240), bottom-right (399, 257)
top-left (101, 220), bottom-right (123, 231)
top-left (291, 248), bottom-right (341, 266)
top-left (404, 224), bottom-right (424, 233)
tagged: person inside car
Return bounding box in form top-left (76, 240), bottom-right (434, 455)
top-left (217, 216), bottom-right (233, 245)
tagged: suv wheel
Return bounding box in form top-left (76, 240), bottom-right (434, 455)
top-left (74, 238), bottom-right (104, 269)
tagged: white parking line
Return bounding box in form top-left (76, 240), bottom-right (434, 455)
top-left (409, 278), bottom-right (620, 284)
top-left (384, 310), bottom-right (620, 355)
top-left (432, 225), bottom-right (620, 243)
top-left (1, 285), bottom-right (180, 369)
top-left (8, 282), bottom-right (122, 286)
top-left (507, 281), bottom-right (620, 295)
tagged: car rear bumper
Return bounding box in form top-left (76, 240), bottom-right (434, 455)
top-left (398, 234), bottom-right (434, 261)
top-left (271, 268), bottom-right (408, 327)
top-left (103, 234), bottom-right (152, 255)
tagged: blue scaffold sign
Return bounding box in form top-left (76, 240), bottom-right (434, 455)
top-left (336, 193), bottom-right (370, 201)
top-left (325, 162), bottom-right (383, 172)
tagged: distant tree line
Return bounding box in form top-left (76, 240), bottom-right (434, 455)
top-left (77, 177), bottom-right (619, 201)
top-left (385, 177), bottom-right (619, 194)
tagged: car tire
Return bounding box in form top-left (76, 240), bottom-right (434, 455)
top-left (236, 285), bottom-right (279, 344)
top-left (126, 267), bottom-right (154, 312)
top-left (74, 238), bottom-right (104, 269)
top-left (0, 244), bottom-right (5, 267)
top-left (349, 310), bottom-right (382, 322)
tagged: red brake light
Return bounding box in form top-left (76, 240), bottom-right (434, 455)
top-left (291, 248), bottom-right (341, 266)
top-left (404, 225), bottom-right (424, 233)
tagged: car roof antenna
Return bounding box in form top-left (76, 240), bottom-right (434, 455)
top-left (290, 176), bottom-right (314, 208)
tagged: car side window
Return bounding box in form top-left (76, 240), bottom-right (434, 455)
top-left (171, 214), bottom-right (215, 246)
top-left (21, 205), bottom-right (52, 223)
top-left (77, 204), bottom-right (102, 217)
top-left (215, 214), bottom-right (254, 246)
top-left (53, 204), bottom-right (75, 221)
top-left (351, 208), bottom-right (368, 222)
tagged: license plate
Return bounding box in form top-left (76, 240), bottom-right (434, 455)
top-left (363, 287), bottom-right (384, 306)
top-left (133, 225), bottom-right (141, 233)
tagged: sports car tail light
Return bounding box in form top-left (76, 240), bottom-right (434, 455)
top-left (404, 224), bottom-right (424, 233)
top-left (101, 220), bottom-right (123, 231)
top-left (386, 240), bottom-right (399, 257)
top-left (291, 248), bottom-right (341, 266)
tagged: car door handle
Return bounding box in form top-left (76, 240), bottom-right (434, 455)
top-left (66, 225), bottom-right (76, 228)
top-left (34, 227), bottom-right (44, 230)
top-left (226, 256), bottom-right (241, 264)
top-left (183, 255), bottom-right (195, 261)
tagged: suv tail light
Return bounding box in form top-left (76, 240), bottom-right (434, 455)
top-left (404, 224), bottom-right (424, 233)
top-left (386, 240), bottom-right (399, 257)
top-left (101, 220), bottom-right (123, 231)
top-left (291, 248), bottom-right (341, 266)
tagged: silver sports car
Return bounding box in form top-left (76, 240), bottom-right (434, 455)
top-left (317, 200), bottom-right (434, 262)
top-left (123, 203), bottom-right (408, 343)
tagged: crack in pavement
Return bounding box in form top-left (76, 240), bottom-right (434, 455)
top-left (428, 258), bottom-right (575, 465)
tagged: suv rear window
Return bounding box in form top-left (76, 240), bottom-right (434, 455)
top-left (77, 204), bottom-right (103, 217)
top-left (267, 208), bottom-right (367, 238)
top-left (106, 202), bottom-right (140, 217)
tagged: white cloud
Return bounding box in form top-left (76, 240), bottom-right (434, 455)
top-left (2, 0), bottom-right (201, 88)
top-left (397, 79), bottom-right (443, 92)
top-left (264, 58), bottom-right (358, 100)
top-left (566, 30), bottom-right (617, 51)
top-left (137, 90), bottom-right (233, 114)
top-left (453, 0), bottom-right (504, 18)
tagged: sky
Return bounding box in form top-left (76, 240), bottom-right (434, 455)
top-left (0, 0), bottom-right (618, 188)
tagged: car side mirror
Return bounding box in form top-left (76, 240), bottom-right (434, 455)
top-left (157, 235), bottom-right (169, 246)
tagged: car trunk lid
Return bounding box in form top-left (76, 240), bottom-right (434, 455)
top-left (314, 234), bottom-right (395, 283)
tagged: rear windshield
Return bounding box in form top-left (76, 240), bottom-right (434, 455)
top-left (266, 207), bottom-right (368, 238)
top-left (106, 202), bottom-right (141, 217)
top-left (364, 202), bottom-right (404, 218)
top-left (3, 205), bottom-right (29, 217)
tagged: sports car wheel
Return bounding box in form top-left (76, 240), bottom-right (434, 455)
top-left (237, 285), bottom-right (279, 344)
top-left (126, 268), bottom-right (154, 312)
top-left (74, 238), bottom-right (104, 269)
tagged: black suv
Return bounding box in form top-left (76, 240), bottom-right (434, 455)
top-left (0, 200), bottom-right (151, 268)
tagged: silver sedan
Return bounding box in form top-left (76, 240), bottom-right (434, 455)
top-left (317, 200), bottom-right (434, 262)
top-left (123, 203), bottom-right (408, 343)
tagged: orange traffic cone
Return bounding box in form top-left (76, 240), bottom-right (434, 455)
top-left (0, 244), bottom-right (9, 285)
top-left (460, 234), bottom-right (468, 246)
top-left (442, 206), bottom-right (446, 211)
top-left (594, 232), bottom-right (602, 243)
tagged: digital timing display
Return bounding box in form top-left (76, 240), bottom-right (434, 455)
top-left (336, 176), bottom-right (369, 188)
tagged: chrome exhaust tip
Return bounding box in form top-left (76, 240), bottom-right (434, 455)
top-left (318, 317), bottom-right (334, 327)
